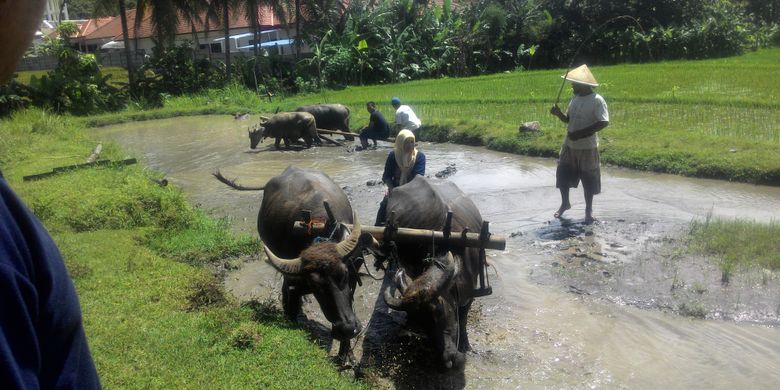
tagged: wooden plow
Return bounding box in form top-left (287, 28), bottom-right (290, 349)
top-left (292, 201), bottom-right (506, 297)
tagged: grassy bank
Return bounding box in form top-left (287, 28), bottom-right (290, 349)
top-left (0, 109), bottom-right (363, 389)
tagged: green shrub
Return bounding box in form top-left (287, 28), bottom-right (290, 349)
top-left (134, 43), bottom-right (227, 104)
top-left (0, 79), bottom-right (31, 117)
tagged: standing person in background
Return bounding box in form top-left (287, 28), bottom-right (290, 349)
top-left (391, 97), bottom-right (422, 138)
top-left (374, 130), bottom-right (426, 226)
top-left (0, 0), bottom-right (102, 388)
top-left (357, 101), bottom-right (391, 150)
top-left (550, 64), bottom-right (610, 224)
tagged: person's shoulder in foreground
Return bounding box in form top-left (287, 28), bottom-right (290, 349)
top-left (1, 179), bottom-right (101, 389)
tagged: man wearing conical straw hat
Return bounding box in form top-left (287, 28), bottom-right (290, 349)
top-left (550, 64), bottom-right (610, 224)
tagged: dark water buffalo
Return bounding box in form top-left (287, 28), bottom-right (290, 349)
top-left (295, 104), bottom-right (353, 140)
top-left (381, 176), bottom-right (483, 369)
top-left (249, 112), bottom-right (321, 150)
top-left (259, 165), bottom-right (366, 363)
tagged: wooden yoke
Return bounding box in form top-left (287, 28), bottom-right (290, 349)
top-left (473, 220), bottom-right (493, 297)
top-left (291, 215), bottom-right (506, 251)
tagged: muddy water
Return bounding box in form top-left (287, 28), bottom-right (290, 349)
top-left (95, 115), bottom-right (780, 388)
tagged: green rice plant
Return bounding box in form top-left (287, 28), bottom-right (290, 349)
top-left (689, 213), bottom-right (780, 277)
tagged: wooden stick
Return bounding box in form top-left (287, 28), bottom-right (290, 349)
top-left (23, 158), bottom-right (137, 181)
top-left (317, 134), bottom-right (344, 146)
top-left (316, 128), bottom-right (356, 137)
top-left (86, 144), bottom-right (102, 163)
top-left (293, 221), bottom-right (506, 250)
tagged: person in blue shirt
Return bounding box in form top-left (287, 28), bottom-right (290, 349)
top-left (357, 101), bottom-right (390, 150)
top-left (1, 0), bottom-right (101, 388)
top-left (374, 130), bottom-right (426, 225)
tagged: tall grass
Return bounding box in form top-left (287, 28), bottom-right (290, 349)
top-left (689, 213), bottom-right (780, 280)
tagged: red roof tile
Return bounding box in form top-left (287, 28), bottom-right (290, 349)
top-left (100, 7), bottom-right (283, 41)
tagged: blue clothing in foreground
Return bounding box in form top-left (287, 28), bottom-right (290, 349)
top-left (381, 151), bottom-right (426, 188)
top-left (1, 178), bottom-right (101, 389)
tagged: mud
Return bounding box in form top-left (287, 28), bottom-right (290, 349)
top-left (94, 115), bottom-right (780, 388)
top-left (527, 219), bottom-right (780, 325)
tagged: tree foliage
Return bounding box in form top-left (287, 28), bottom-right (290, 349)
top-left (24, 23), bottom-right (126, 115)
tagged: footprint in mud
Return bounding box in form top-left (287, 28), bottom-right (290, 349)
top-left (535, 220), bottom-right (588, 240)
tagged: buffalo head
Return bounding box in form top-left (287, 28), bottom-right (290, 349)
top-left (264, 212), bottom-right (365, 340)
top-left (248, 120), bottom-right (270, 149)
top-left (384, 252), bottom-right (466, 369)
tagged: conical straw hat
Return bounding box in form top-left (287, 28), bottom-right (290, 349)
top-left (561, 64), bottom-right (599, 87)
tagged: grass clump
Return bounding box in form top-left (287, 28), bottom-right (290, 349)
top-left (186, 272), bottom-right (229, 311)
top-left (230, 322), bottom-right (264, 350)
top-left (678, 301), bottom-right (707, 319)
top-left (143, 212), bottom-right (260, 266)
top-left (689, 214), bottom-right (780, 281)
top-left (243, 299), bottom-right (286, 324)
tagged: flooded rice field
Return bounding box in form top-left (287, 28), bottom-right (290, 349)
top-left (95, 115), bottom-right (780, 388)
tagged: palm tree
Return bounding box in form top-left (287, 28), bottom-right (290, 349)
top-left (207, 0), bottom-right (238, 80)
top-left (95, 0), bottom-right (136, 93)
top-left (135, 0), bottom-right (180, 51)
top-left (173, 0), bottom-right (210, 61)
top-left (240, 0), bottom-right (262, 58)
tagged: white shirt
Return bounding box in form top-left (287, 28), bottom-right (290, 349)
top-left (395, 105), bottom-right (421, 130)
top-left (564, 93), bottom-right (609, 150)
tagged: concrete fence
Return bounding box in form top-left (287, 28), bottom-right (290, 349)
top-left (14, 50), bottom-right (295, 73)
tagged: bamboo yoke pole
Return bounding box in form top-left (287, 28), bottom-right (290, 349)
top-left (292, 221), bottom-right (507, 251)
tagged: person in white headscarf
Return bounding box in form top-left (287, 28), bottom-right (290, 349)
top-left (374, 129), bottom-right (426, 225)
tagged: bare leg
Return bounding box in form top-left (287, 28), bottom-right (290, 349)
top-left (584, 189), bottom-right (595, 224)
top-left (555, 187), bottom-right (572, 218)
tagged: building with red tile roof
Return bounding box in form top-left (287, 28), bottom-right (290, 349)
top-left (74, 6), bottom-right (296, 56)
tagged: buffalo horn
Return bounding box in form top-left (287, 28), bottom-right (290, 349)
top-left (335, 211), bottom-right (361, 257)
top-left (264, 245), bottom-right (303, 275)
top-left (383, 286), bottom-right (405, 311)
top-left (428, 252), bottom-right (456, 295)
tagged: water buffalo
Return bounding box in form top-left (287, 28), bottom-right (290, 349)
top-left (249, 112), bottom-right (321, 150)
top-left (259, 165), bottom-right (366, 363)
top-left (295, 103), bottom-right (354, 140)
top-left (381, 176), bottom-right (483, 369)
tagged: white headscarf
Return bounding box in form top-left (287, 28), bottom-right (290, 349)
top-left (394, 129), bottom-right (418, 185)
